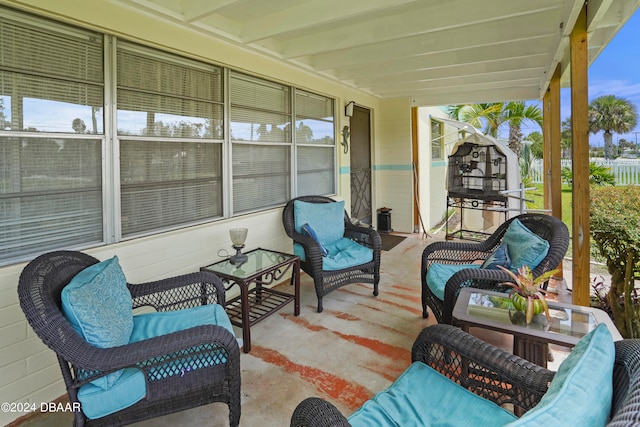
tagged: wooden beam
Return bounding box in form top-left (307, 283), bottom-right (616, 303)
top-left (411, 106), bottom-right (420, 233)
top-left (543, 63), bottom-right (563, 275)
top-left (570, 4), bottom-right (590, 306)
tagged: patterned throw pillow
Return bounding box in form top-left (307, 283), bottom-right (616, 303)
top-left (62, 256), bottom-right (133, 390)
top-left (301, 223), bottom-right (329, 256)
top-left (481, 243), bottom-right (511, 269)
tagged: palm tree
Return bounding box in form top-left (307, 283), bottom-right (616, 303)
top-left (447, 101), bottom-right (543, 156)
top-left (589, 95), bottom-right (638, 159)
top-left (504, 101), bottom-right (543, 156)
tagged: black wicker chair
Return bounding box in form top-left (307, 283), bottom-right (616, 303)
top-left (421, 213), bottom-right (570, 324)
top-left (290, 324), bottom-right (640, 427)
top-left (282, 196), bottom-right (382, 313)
top-left (18, 251), bottom-right (241, 427)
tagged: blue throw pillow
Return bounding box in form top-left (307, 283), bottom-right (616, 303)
top-left (62, 256), bottom-right (133, 390)
top-left (481, 243), bottom-right (511, 270)
top-left (293, 199), bottom-right (345, 245)
top-left (301, 223), bottom-right (328, 256)
top-left (502, 218), bottom-right (550, 270)
top-left (506, 324), bottom-right (614, 426)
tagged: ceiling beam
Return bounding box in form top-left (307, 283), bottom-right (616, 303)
top-left (282, 6), bottom-right (560, 58)
top-left (412, 86), bottom-right (539, 107)
top-left (241, 0), bottom-right (415, 43)
top-left (327, 36), bottom-right (552, 79)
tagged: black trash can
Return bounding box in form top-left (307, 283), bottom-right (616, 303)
top-left (377, 207), bottom-right (392, 233)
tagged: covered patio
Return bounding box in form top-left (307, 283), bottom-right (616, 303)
top-left (15, 232), bottom-right (585, 427)
top-left (2, 0), bottom-right (640, 426)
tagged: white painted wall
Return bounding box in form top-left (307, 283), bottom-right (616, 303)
top-left (374, 97), bottom-right (413, 233)
top-left (415, 107), bottom-right (457, 231)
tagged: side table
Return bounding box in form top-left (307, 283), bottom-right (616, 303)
top-left (452, 287), bottom-right (622, 368)
top-left (201, 248), bottom-right (300, 353)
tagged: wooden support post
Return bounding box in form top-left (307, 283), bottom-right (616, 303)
top-left (570, 5), bottom-right (590, 306)
top-left (543, 64), bottom-right (563, 276)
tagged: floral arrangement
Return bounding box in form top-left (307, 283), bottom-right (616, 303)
top-left (497, 265), bottom-right (559, 324)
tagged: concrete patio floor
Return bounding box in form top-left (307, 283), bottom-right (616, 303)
top-left (15, 231), bottom-right (588, 427)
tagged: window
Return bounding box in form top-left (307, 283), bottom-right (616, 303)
top-left (295, 90), bottom-right (335, 196)
top-left (230, 72), bottom-right (292, 214)
top-left (117, 43), bottom-right (224, 236)
top-left (0, 7), bottom-right (336, 265)
top-left (431, 119), bottom-right (444, 160)
top-left (0, 10), bottom-right (104, 263)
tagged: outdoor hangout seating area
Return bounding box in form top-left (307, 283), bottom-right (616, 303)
top-left (14, 202), bottom-right (640, 427)
top-left (6, 2), bottom-right (640, 426)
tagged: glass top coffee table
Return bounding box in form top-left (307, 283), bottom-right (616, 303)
top-left (453, 287), bottom-right (622, 367)
top-left (201, 248), bottom-right (300, 353)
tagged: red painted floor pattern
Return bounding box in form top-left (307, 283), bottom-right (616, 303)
top-left (249, 345), bottom-right (373, 411)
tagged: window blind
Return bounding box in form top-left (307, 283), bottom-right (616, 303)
top-left (0, 11), bottom-right (104, 264)
top-left (117, 43), bottom-right (224, 237)
top-left (295, 90), bottom-right (335, 196)
top-left (230, 72), bottom-right (292, 213)
top-left (120, 140), bottom-right (222, 236)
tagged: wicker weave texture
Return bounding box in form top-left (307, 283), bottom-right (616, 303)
top-left (290, 324), bottom-right (640, 427)
top-left (421, 213), bottom-right (570, 324)
top-left (282, 196), bottom-right (382, 313)
top-left (18, 251), bottom-right (241, 427)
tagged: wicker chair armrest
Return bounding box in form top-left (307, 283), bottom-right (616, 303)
top-left (69, 324), bottom-right (239, 385)
top-left (344, 222), bottom-right (382, 251)
top-left (412, 324), bottom-right (554, 413)
top-left (289, 230), bottom-right (326, 268)
top-left (421, 240), bottom-right (497, 268)
top-left (441, 268), bottom-right (513, 324)
top-left (128, 271), bottom-right (227, 308)
top-left (290, 397), bottom-right (350, 427)
top-left (609, 339), bottom-right (640, 424)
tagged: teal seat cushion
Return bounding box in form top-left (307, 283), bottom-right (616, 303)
top-left (77, 304), bottom-right (235, 419)
top-left (294, 199), bottom-right (345, 246)
top-left (129, 304), bottom-right (234, 342)
top-left (293, 238), bottom-right (373, 271)
top-left (77, 368), bottom-right (146, 420)
top-left (293, 242), bottom-right (306, 261)
top-left (322, 238), bottom-right (373, 271)
top-left (426, 263), bottom-right (480, 301)
top-left (506, 324), bottom-right (614, 427)
top-left (502, 219), bottom-right (550, 270)
top-left (348, 361), bottom-right (517, 427)
top-left (61, 256), bottom-right (133, 390)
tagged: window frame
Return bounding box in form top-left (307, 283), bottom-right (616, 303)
top-left (0, 6), bottom-right (338, 265)
top-left (431, 119), bottom-right (444, 160)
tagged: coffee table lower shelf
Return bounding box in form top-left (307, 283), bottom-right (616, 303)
top-left (225, 286), bottom-right (294, 328)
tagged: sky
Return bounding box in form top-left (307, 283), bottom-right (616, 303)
top-left (569, 7), bottom-right (640, 146)
top-left (519, 7), bottom-right (640, 146)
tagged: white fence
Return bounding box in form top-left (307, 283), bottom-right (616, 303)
top-left (530, 158), bottom-right (640, 186)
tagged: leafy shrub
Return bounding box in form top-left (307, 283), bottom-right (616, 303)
top-left (590, 185), bottom-right (640, 338)
top-left (561, 162), bottom-right (615, 186)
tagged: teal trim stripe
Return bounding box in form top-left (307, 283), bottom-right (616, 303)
top-left (432, 161), bottom-right (447, 167)
top-left (341, 164), bottom-right (421, 173)
top-left (373, 164), bottom-right (413, 171)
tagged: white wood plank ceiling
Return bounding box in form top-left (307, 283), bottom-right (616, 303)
top-left (112, 0), bottom-right (640, 106)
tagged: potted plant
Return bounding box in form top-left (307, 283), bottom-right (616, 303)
top-left (498, 265), bottom-right (559, 324)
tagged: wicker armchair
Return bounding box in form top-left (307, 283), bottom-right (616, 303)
top-left (282, 196), bottom-right (381, 313)
top-left (18, 251), bottom-right (241, 427)
top-left (290, 324), bottom-right (640, 427)
top-left (421, 213), bottom-right (569, 324)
